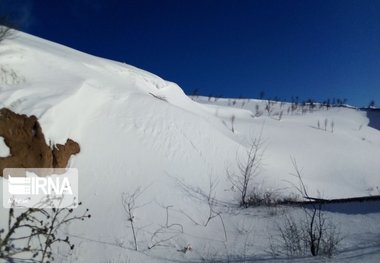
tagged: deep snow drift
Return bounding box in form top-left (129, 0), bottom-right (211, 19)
top-left (1, 31), bottom-right (380, 262)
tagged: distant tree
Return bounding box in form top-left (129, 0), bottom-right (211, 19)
top-left (307, 99), bottom-right (315, 110)
top-left (0, 26), bottom-right (11, 42)
top-left (265, 100), bottom-right (272, 115)
top-left (191, 88), bottom-right (199, 97)
top-left (0, 25), bottom-right (11, 43)
top-left (369, 100), bottom-right (375, 108)
top-left (231, 115), bottom-right (236, 133)
top-left (0, 11), bottom-right (14, 43)
top-left (326, 99), bottom-right (331, 109)
top-left (259, 91), bottom-right (265, 100)
top-left (278, 111), bottom-right (283, 121)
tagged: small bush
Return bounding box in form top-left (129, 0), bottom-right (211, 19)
top-left (245, 189), bottom-right (298, 207)
top-left (273, 211), bottom-right (341, 258)
top-left (271, 158), bottom-right (342, 258)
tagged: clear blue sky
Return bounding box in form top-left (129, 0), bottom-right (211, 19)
top-left (1, 0), bottom-right (379, 107)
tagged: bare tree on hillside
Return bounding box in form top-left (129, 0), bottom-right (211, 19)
top-left (0, 26), bottom-right (10, 42)
top-left (227, 133), bottom-right (264, 207)
top-left (0, 13), bottom-right (14, 43)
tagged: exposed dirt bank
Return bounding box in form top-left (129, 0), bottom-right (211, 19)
top-left (0, 108), bottom-right (80, 174)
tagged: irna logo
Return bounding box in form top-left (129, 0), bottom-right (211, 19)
top-left (8, 175), bottom-right (73, 195)
top-left (3, 168), bottom-right (79, 209)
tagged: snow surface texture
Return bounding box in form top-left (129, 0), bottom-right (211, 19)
top-left (0, 31), bottom-right (380, 262)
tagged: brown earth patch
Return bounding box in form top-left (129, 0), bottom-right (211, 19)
top-left (0, 108), bottom-right (80, 174)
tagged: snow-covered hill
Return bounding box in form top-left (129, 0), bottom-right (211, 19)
top-left (1, 31), bottom-right (380, 262)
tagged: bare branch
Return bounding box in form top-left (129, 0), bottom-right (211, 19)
top-left (227, 132), bottom-right (265, 207)
top-left (0, 198), bottom-right (90, 262)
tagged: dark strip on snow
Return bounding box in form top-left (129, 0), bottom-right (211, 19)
top-left (358, 107), bottom-right (380, 131)
top-left (285, 195), bottom-right (380, 215)
top-left (365, 109), bottom-right (380, 131)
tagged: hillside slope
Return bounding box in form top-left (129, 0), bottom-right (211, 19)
top-left (0, 31), bottom-right (380, 262)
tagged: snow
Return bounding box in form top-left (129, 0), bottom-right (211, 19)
top-left (1, 31), bottom-right (380, 262)
top-left (0, 137), bottom-right (10, 157)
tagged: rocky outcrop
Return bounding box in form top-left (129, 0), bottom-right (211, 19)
top-left (52, 139), bottom-right (80, 168)
top-left (0, 108), bottom-right (80, 174)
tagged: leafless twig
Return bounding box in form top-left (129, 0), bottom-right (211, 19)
top-left (148, 205), bottom-right (184, 250)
